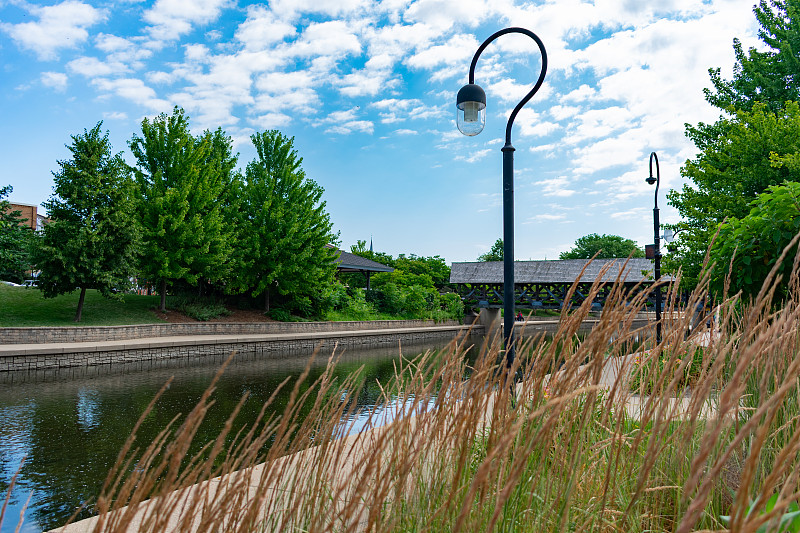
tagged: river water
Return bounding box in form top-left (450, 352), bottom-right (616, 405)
top-left (0, 338), bottom-right (475, 533)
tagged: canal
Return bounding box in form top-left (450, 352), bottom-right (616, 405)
top-left (0, 338), bottom-right (477, 533)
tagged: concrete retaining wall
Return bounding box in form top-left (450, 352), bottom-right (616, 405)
top-left (0, 326), bottom-right (479, 373)
top-left (0, 319), bottom-right (460, 345)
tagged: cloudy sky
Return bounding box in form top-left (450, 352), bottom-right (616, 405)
top-left (0, 0), bottom-right (759, 264)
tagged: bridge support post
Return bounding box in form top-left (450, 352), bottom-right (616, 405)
top-left (479, 308), bottom-right (501, 333)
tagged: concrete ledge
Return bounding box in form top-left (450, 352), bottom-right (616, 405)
top-left (0, 319), bottom-right (461, 345)
top-left (0, 325), bottom-right (482, 373)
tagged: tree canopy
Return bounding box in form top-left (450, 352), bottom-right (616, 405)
top-left (129, 107), bottom-right (234, 311)
top-left (0, 185), bottom-right (32, 283)
top-left (706, 181), bottom-right (800, 302)
top-left (35, 123), bottom-right (139, 322)
top-left (477, 238), bottom-right (503, 262)
top-left (559, 233), bottom-right (644, 260)
top-left (667, 0), bottom-right (800, 289)
top-left (238, 130), bottom-right (338, 313)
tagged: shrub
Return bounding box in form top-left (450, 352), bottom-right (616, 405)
top-left (268, 308), bottom-right (291, 322)
top-left (166, 294), bottom-right (231, 321)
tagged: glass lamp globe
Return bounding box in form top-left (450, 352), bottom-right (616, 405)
top-left (456, 83), bottom-right (486, 136)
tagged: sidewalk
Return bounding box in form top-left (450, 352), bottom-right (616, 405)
top-left (52, 342), bottom-right (722, 533)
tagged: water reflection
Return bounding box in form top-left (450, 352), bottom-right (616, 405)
top-left (0, 339), bottom-right (473, 533)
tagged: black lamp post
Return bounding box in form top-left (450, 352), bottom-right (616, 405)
top-left (645, 151), bottom-right (662, 344)
top-left (456, 28), bottom-right (547, 368)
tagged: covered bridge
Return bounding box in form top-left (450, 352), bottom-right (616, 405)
top-left (450, 258), bottom-right (670, 310)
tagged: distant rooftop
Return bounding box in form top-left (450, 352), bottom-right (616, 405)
top-left (450, 258), bottom-right (668, 284)
top-left (332, 248), bottom-right (394, 273)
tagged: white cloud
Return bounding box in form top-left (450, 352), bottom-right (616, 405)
top-left (270, 0), bottom-right (368, 19)
top-left (284, 20), bottom-right (361, 59)
top-left (455, 148), bottom-right (492, 163)
top-left (395, 128), bottom-right (417, 135)
top-left (234, 5), bottom-right (296, 50)
top-left (67, 56), bottom-right (127, 77)
top-left (249, 112), bottom-right (292, 129)
top-left (144, 0), bottom-right (232, 42)
top-left (41, 72), bottom-right (68, 91)
top-left (319, 108), bottom-right (374, 135)
top-left (406, 33), bottom-right (479, 76)
top-left (404, 0), bottom-right (491, 31)
top-left (102, 111), bottom-right (127, 120)
top-left (535, 176), bottom-right (576, 197)
top-left (1, 1), bottom-right (106, 60)
top-left (92, 77), bottom-right (171, 112)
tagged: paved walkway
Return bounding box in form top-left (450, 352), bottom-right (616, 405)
top-left (52, 335), bottom-right (722, 533)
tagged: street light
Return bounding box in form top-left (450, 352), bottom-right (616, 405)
top-left (645, 151), bottom-right (662, 344)
top-left (456, 28), bottom-right (547, 369)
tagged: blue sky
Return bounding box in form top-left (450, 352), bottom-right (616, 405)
top-left (0, 0), bottom-right (759, 264)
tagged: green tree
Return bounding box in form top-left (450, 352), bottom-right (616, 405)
top-left (0, 185), bottom-right (33, 283)
top-left (129, 107), bottom-right (233, 311)
top-left (667, 102), bottom-right (800, 287)
top-left (559, 233), bottom-right (644, 260)
top-left (705, 0), bottom-right (800, 114)
top-left (477, 238), bottom-right (503, 261)
top-left (238, 130), bottom-right (338, 314)
top-left (35, 123), bottom-right (139, 322)
top-left (706, 181), bottom-right (800, 302)
top-left (668, 1), bottom-right (800, 288)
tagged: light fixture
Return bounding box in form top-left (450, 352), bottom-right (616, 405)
top-left (456, 83), bottom-right (486, 136)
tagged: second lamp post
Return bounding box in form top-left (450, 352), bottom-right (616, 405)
top-left (456, 28), bottom-right (547, 368)
top-left (646, 151), bottom-right (663, 344)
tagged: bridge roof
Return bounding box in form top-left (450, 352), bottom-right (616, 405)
top-left (450, 258), bottom-right (667, 284)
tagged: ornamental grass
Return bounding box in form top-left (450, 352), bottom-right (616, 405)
top-left (6, 258), bottom-right (800, 532)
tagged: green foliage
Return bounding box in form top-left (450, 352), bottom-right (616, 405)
top-left (721, 494), bottom-right (800, 533)
top-left (706, 181), bottom-right (800, 301)
top-left (129, 107), bottom-right (235, 309)
top-left (477, 238), bottom-right (503, 261)
top-left (347, 243), bottom-right (451, 290)
top-left (668, 103), bottom-right (800, 288)
top-left (629, 346), bottom-right (706, 395)
top-left (237, 130), bottom-right (338, 312)
top-left (559, 233), bottom-right (644, 260)
top-left (669, 0), bottom-right (800, 289)
top-left (35, 122), bottom-right (140, 321)
top-left (0, 185), bottom-right (33, 283)
top-left (165, 293), bottom-right (232, 321)
top-left (705, 0), bottom-right (800, 114)
top-left (268, 308), bottom-right (292, 322)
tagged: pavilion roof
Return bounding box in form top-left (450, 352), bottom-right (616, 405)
top-left (333, 249), bottom-right (394, 273)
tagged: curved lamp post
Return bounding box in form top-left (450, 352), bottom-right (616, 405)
top-left (645, 151), bottom-right (662, 344)
top-left (456, 28), bottom-right (547, 368)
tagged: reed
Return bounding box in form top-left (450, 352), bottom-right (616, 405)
top-left (23, 259), bottom-right (800, 532)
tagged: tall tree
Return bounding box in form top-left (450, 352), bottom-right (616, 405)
top-left (477, 238), bottom-right (503, 261)
top-left (667, 1), bottom-right (800, 288)
top-left (0, 185), bottom-right (33, 283)
top-left (559, 233), bottom-right (644, 260)
top-left (238, 130), bottom-right (338, 312)
top-left (0, 186), bottom-right (33, 284)
top-left (35, 123), bottom-right (139, 322)
top-left (705, 0), bottom-right (800, 114)
top-left (129, 107), bottom-right (234, 311)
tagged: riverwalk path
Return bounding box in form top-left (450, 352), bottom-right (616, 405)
top-left (52, 327), bottom-right (716, 533)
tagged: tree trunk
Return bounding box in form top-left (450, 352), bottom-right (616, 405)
top-left (159, 279), bottom-right (167, 312)
top-left (74, 287), bottom-right (86, 322)
top-left (264, 288), bottom-right (270, 313)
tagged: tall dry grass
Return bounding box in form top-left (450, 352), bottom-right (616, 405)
top-left (10, 260), bottom-right (800, 532)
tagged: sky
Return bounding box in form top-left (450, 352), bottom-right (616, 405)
top-left (0, 0), bottom-right (760, 265)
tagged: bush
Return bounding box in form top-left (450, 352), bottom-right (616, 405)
top-left (439, 292), bottom-right (464, 322)
top-left (166, 294), bottom-right (231, 321)
top-left (268, 308), bottom-right (291, 322)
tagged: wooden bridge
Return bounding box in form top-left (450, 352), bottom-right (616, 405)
top-left (450, 258), bottom-right (669, 310)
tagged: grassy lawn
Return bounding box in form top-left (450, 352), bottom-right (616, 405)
top-left (0, 285), bottom-right (164, 327)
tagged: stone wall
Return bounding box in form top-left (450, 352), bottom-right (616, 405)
top-left (0, 326), bottom-right (478, 372)
top-left (0, 319), bottom-right (460, 345)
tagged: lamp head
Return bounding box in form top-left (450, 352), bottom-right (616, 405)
top-left (646, 176), bottom-right (657, 186)
top-left (456, 83), bottom-right (486, 136)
